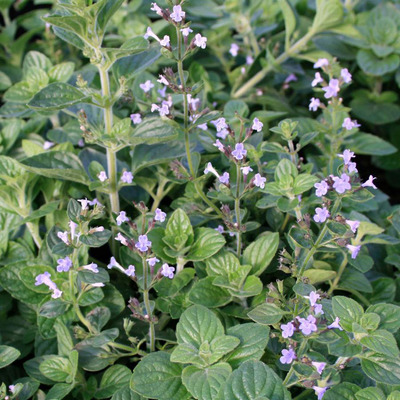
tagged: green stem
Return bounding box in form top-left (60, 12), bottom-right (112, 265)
top-left (288, 140), bottom-right (297, 165)
top-left (235, 164), bottom-right (242, 257)
top-left (143, 258), bottom-right (155, 352)
top-left (176, 257), bottom-right (186, 274)
top-left (283, 339), bottom-right (308, 386)
top-left (232, 30), bottom-right (315, 98)
top-left (327, 255), bottom-right (348, 295)
top-left (345, 289), bottom-right (371, 307)
top-left (26, 222), bottom-right (42, 249)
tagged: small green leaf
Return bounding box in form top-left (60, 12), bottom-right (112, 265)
top-left (39, 356), bottom-right (72, 382)
top-left (355, 387), bottom-right (385, 400)
top-left (185, 228), bottom-right (225, 261)
top-left (80, 229), bottom-right (112, 247)
top-left (366, 303), bottom-right (400, 333)
top-left (312, 0), bottom-right (343, 32)
top-left (332, 296), bottom-right (364, 331)
top-left (247, 303), bottom-right (285, 325)
top-left (361, 352), bottom-right (400, 385)
top-left (0, 345), bottom-right (20, 368)
top-left (279, 0), bottom-right (297, 50)
top-left (95, 365), bottom-right (132, 399)
top-left (189, 277), bottom-right (232, 308)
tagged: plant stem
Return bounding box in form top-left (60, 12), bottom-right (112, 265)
top-left (142, 258), bottom-right (155, 352)
top-left (327, 255), bottom-right (348, 295)
top-left (232, 30), bottom-right (315, 98)
top-left (283, 339), bottom-right (308, 386)
top-left (26, 222), bottom-right (42, 249)
top-left (235, 164), bottom-right (242, 257)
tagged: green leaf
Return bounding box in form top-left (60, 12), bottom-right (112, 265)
top-left (293, 174), bottom-right (319, 195)
top-left (39, 299), bottom-right (69, 318)
top-left (43, 15), bottom-right (88, 41)
top-left (247, 303), bottom-right (285, 325)
top-left (225, 323), bottom-right (270, 368)
top-left (355, 387), bottom-right (385, 400)
top-left (275, 159), bottom-right (297, 181)
top-left (361, 352), bottom-right (400, 385)
top-left (366, 304), bottom-right (400, 333)
top-left (4, 82), bottom-right (34, 103)
top-left (189, 277), bottom-right (232, 308)
top-left (242, 232), bottom-right (279, 276)
top-left (360, 330), bottom-right (399, 357)
top-left (224, 100), bottom-right (249, 118)
top-left (45, 383), bottom-right (74, 400)
top-left (0, 345), bottom-right (20, 368)
top-left (323, 382), bottom-right (360, 400)
top-left (23, 51), bottom-right (52, 74)
top-left (111, 387), bottom-right (143, 400)
top-left (96, 0), bottom-right (125, 34)
top-left (357, 50), bottom-right (400, 76)
top-left (54, 321), bottom-right (74, 357)
top-left (185, 228), bottom-right (225, 261)
top-left (95, 365), bottom-right (132, 399)
top-left (332, 296), bottom-right (364, 331)
top-left (350, 97), bottom-right (400, 125)
top-left (182, 363), bottom-right (232, 400)
top-left (80, 229), bottom-right (112, 247)
top-left (22, 201), bottom-right (60, 223)
top-left (345, 133), bottom-right (397, 156)
top-left (176, 305), bottom-right (224, 347)
top-left (39, 356), bottom-right (72, 382)
top-left (48, 62), bottom-right (75, 83)
top-left (28, 83), bottom-right (90, 111)
top-left (218, 360), bottom-right (291, 400)
top-left (312, 0), bottom-right (343, 32)
top-left (388, 392), bottom-right (400, 400)
top-left (164, 209), bottom-right (194, 251)
top-left (279, 0), bottom-right (297, 50)
top-left (130, 352), bottom-right (189, 400)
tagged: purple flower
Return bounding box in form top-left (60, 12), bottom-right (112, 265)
top-left (298, 315), bottom-right (318, 335)
top-left (158, 86), bottom-right (167, 98)
top-left (115, 232), bottom-right (128, 246)
top-left (314, 180), bottom-right (328, 197)
top-left (312, 72), bottom-right (323, 87)
top-left (121, 171), bottom-right (133, 184)
top-left (281, 322), bottom-right (295, 338)
top-left (155, 208), bottom-right (166, 222)
top-left (170, 5), bottom-right (185, 22)
top-left (157, 75), bottom-right (169, 86)
top-left (254, 173), bottom-right (266, 189)
top-left (348, 162), bottom-right (358, 173)
top-left (338, 149), bottom-right (355, 165)
top-left (83, 263), bottom-right (99, 273)
top-left (198, 123), bottom-right (208, 131)
top-left (161, 263), bottom-right (175, 279)
top-left (89, 198), bottom-right (102, 207)
top-left (229, 43), bottom-right (239, 57)
top-left (305, 291), bottom-right (320, 307)
top-left (204, 162), bottom-right (219, 177)
top-left (309, 97), bottom-right (321, 112)
top-left (252, 118), bottom-right (263, 132)
top-left (160, 35), bottom-right (170, 47)
top-left (313, 207), bottom-right (330, 223)
top-left (213, 139), bottom-right (224, 152)
top-left (346, 220), bottom-right (360, 233)
top-left (362, 175), bottom-right (377, 189)
top-left (284, 73), bottom-right (297, 84)
top-left (150, 2), bottom-right (163, 16)
top-left (280, 348), bottom-right (296, 364)
top-left (347, 244), bottom-right (361, 259)
top-left (216, 128), bottom-right (229, 139)
top-left (312, 361), bottom-right (326, 375)
top-left (125, 265), bottom-right (136, 277)
top-left (35, 271), bottom-right (52, 286)
top-left (57, 231), bottom-right (69, 245)
top-left (213, 118), bottom-right (228, 132)
top-left (328, 317), bottom-right (343, 330)
top-left (35, 272), bottom-right (61, 298)
top-left (78, 198), bottom-right (90, 210)
top-left (219, 172), bottom-right (230, 184)
top-left (322, 79), bottom-right (340, 99)
top-left (246, 55), bottom-right (254, 65)
top-left (130, 113), bottom-right (142, 124)
top-left (57, 256), bottom-right (72, 273)
top-left (139, 80), bottom-right (154, 93)
top-left (241, 166), bottom-right (253, 176)
top-left (116, 211), bottom-right (129, 226)
top-left (107, 257), bottom-right (118, 269)
top-left (232, 143), bottom-right (247, 160)
top-left (136, 235), bottom-right (152, 252)
top-left (314, 304), bottom-right (324, 315)
top-left (332, 173), bottom-right (351, 194)
top-left (313, 386), bottom-right (328, 400)
top-left (194, 33), bottom-right (207, 49)
top-left (43, 141), bottom-right (54, 150)
top-left (181, 27), bottom-right (193, 37)
top-left (147, 257), bottom-right (160, 267)
top-left (98, 171), bottom-right (108, 182)
top-left (342, 117), bottom-right (360, 130)
top-left (314, 58), bottom-right (329, 68)
top-left (52, 288), bottom-right (62, 299)
top-left (69, 221), bottom-right (77, 241)
top-left (215, 225), bottom-right (224, 234)
top-left (341, 68), bottom-right (352, 83)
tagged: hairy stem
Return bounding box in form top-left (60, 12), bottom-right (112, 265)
top-left (327, 255), bottom-right (348, 295)
top-left (142, 258), bottom-right (155, 352)
top-left (235, 164), bottom-right (242, 257)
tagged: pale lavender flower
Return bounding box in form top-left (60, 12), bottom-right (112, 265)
top-left (338, 149), bottom-right (355, 165)
top-left (229, 43), bottom-right (239, 57)
top-left (69, 221), bottom-right (77, 241)
top-left (232, 143), bottom-right (247, 160)
top-left (160, 35), bottom-right (170, 47)
top-left (314, 304), bottom-right (324, 315)
top-left (121, 171), bottom-right (133, 184)
top-left (298, 315), bottom-right (318, 335)
top-left (313, 207), bottom-right (330, 223)
top-left (98, 171), bottom-right (108, 182)
top-left (215, 225), bottom-right (224, 234)
top-left (187, 94), bottom-right (200, 110)
top-left (309, 97), bottom-right (321, 112)
top-left (314, 180), bottom-right (328, 197)
top-left (78, 139), bottom-right (85, 147)
top-left (161, 263), bottom-right (175, 279)
top-left (362, 175), bottom-right (377, 189)
top-left (328, 317), bottom-right (343, 330)
top-left (314, 58), bottom-right (329, 68)
top-left (219, 172), bottom-right (230, 184)
top-left (204, 162), bottom-right (219, 178)
top-left (43, 141), bottom-right (54, 150)
top-left (107, 257), bottom-right (118, 269)
top-left (78, 198), bottom-right (90, 210)
top-left (130, 113), bottom-right (142, 124)
top-left (157, 74), bottom-right (169, 86)
top-left (347, 244), bottom-right (361, 259)
top-left (346, 220), bottom-right (360, 233)
top-left (150, 2), bottom-right (163, 16)
top-left (147, 257), bottom-right (160, 267)
top-left (341, 68), bottom-right (352, 83)
top-left (348, 162), bottom-right (358, 173)
top-left (305, 291), bottom-right (320, 307)
top-left (89, 198), bottom-right (102, 207)
top-left (194, 33), bottom-right (207, 49)
top-left (9, 385), bottom-right (15, 393)
top-left (136, 235), bottom-right (152, 252)
top-left (116, 211), bottom-right (129, 226)
top-left (52, 288), bottom-right (62, 299)
top-left (152, 103), bottom-right (170, 116)
top-left (83, 263), bottom-right (99, 273)
top-left (155, 208), bottom-right (166, 222)
top-left (252, 117), bottom-right (263, 132)
top-left (241, 166), bottom-right (253, 175)
top-left (115, 232), bottom-right (128, 246)
top-left (90, 283), bottom-right (105, 287)
top-left (312, 362), bottom-right (326, 375)
top-left (57, 231), bottom-right (69, 245)
top-left (312, 72), bottom-right (323, 87)
top-left (144, 26), bottom-right (159, 41)
top-left (139, 80), bottom-right (154, 93)
top-left (216, 128), bottom-right (229, 139)
top-left (35, 271), bottom-right (54, 288)
top-left (313, 386), bottom-right (328, 400)
top-left (158, 86), bottom-right (167, 98)
top-left (254, 173), bottom-right (266, 189)
top-left (213, 139), bottom-right (224, 152)
top-left (280, 348), bottom-right (296, 364)
top-left (170, 5), bottom-right (185, 22)
top-left (213, 118), bottom-right (228, 132)
top-left (332, 173), bottom-right (351, 194)
top-left (57, 256), bottom-right (72, 273)
top-left (322, 79), bottom-right (340, 98)
top-left (198, 123), bottom-right (208, 131)
top-left (246, 55), bottom-right (254, 65)
top-left (125, 265), bottom-right (136, 277)
top-left (342, 117), bottom-right (360, 130)
top-left (91, 226), bottom-right (104, 233)
top-left (281, 322), bottom-right (295, 338)
top-left (181, 27), bottom-right (193, 37)
top-left (284, 73), bottom-right (297, 84)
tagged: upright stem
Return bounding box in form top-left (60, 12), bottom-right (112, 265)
top-left (327, 255), bottom-right (348, 295)
top-left (235, 164), bottom-right (242, 257)
top-left (142, 258), bottom-right (155, 352)
top-left (232, 30), bottom-right (315, 98)
top-left (283, 339), bottom-right (308, 386)
top-left (26, 222), bottom-right (42, 249)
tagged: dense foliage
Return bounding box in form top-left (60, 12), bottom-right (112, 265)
top-left (0, 1), bottom-right (400, 399)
